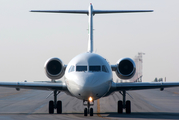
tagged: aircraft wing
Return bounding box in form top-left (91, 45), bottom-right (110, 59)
top-left (0, 82), bottom-right (67, 91)
top-left (111, 82), bottom-right (179, 91)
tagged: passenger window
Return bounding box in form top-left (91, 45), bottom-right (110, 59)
top-left (89, 66), bottom-right (101, 72)
top-left (76, 66), bottom-right (87, 72)
top-left (102, 65), bottom-right (109, 73)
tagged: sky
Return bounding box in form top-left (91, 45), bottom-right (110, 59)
top-left (0, 0), bottom-right (179, 82)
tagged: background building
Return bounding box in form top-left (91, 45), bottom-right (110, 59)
top-left (130, 52), bottom-right (145, 82)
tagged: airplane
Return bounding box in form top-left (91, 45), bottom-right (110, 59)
top-left (1, 3), bottom-right (179, 117)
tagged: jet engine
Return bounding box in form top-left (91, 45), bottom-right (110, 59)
top-left (115, 58), bottom-right (136, 79)
top-left (44, 57), bottom-right (65, 80)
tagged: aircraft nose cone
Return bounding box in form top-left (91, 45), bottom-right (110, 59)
top-left (77, 73), bottom-right (101, 88)
top-left (75, 74), bottom-right (110, 100)
top-left (74, 73), bottom-right (97, 86)
top-left (67, 73), bottom-right (111, 100)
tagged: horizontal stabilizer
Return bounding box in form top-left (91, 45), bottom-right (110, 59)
top-left (93, 10), bottom-right (153, 14)
top-left (30, 4), bottom-right (153, 53)
top-left (30, 10), bottom-right (88, 14)
top-left (30, 10), bottom-right (153, 15)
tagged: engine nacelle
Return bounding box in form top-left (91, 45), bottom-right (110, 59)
top-left (115, 58), bottom-right (136, 79)
top-left (44, 57), bottom-right (65, 80)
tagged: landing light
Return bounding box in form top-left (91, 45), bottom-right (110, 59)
top-left (89, 96), bottom-right (93, 102)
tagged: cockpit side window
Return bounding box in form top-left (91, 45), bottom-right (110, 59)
top-left (71, 65), bottom-right (75, 72)
top-left (89, 66), bottom-right (101, 72)
top-left (102, 65), bottom-right (109, 73)
top-left (68, 66), bottom-right (72, 72)
top-left (76, 66), bottom-right (87, 72)
top-left (68, 65), bottom-right (75, 72)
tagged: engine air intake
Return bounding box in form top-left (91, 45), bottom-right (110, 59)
top-left (47, 60), bottom-right (62, 75)
top-left (118, 60), bottom-right (134, 75)
top-left (44, 58), bottom-right (65, 80)
top-left (115, 58), bottom-right (136, 79)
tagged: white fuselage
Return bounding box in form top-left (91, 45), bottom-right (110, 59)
top-left (65, 53), bottom-right (113, 100)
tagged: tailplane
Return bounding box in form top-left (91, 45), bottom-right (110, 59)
top-left (31, 3), bottom-right (153, 53)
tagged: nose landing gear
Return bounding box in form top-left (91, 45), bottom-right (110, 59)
top-left (83, 100), bottom-right (94, 116)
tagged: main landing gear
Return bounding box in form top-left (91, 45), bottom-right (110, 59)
top-left (49, 90), bottom-right (62, 114)
top-left (118, 91), bottom-right (131, 114)
top-left (83, 100), bottom-right (94, 116)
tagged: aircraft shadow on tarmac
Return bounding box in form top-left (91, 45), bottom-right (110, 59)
top-left (103, 112), bottom-right (179, 119)
top-left (0, 112), bottom-right (179, 119)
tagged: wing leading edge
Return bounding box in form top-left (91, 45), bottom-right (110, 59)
top-left (111, 82), bottom-right (179, 91)
top-left (0, 82), bottom-right (67, 91)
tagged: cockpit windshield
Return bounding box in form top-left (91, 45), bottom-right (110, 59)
top-left (76, 66), bottom-right (87, 72)
top-left (89, 66), bottom-right (101, 72)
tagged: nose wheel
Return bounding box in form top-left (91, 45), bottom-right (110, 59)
top-left (89, 108), bottom-right (93, 116)
top-left (83, 100), bottom-right (94, 116)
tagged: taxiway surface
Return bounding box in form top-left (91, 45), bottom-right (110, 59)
top-left (0, 86), bottom-right (179, 120)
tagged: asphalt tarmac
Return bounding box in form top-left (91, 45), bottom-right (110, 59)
top-left (0, 87), bottom-right (179, 120)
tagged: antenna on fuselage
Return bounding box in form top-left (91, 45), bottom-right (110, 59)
top-left (30, 3), bottom-right (153, 53)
